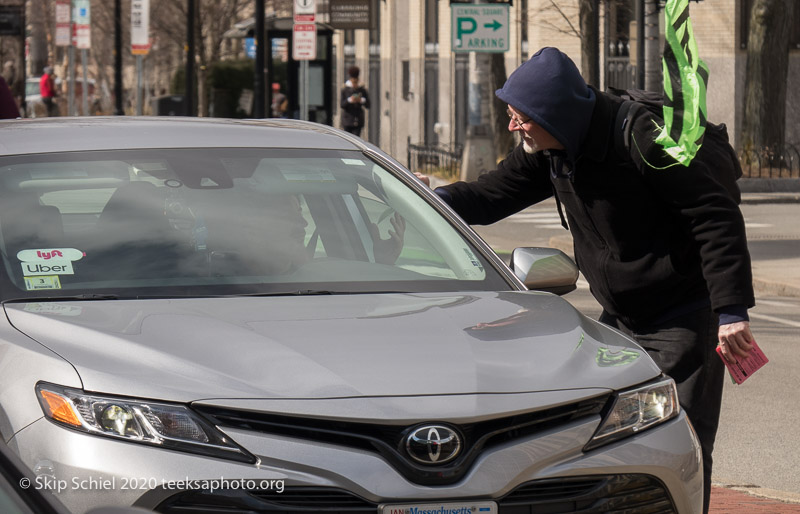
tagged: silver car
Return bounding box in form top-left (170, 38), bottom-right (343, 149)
top-left (0, 117), bottom-right (702, 513)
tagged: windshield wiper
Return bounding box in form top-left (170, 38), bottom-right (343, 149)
top-left (230, 290), bottom-right (335, 297)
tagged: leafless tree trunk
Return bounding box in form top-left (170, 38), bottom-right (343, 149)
top-left (579, 0), bottom-right (599, 87)
top-left (741, 0), bottom-right (794, 156)
top-left (490, 54), bottom-right (515, 159)
top-left (27, 0), bottom-right (50, 75)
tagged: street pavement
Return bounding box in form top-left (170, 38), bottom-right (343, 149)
top-left (428, 175), bottom-right (800, 511)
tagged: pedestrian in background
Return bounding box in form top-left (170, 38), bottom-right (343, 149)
top-left (418, 47), bottom-right (755, 514)
top-left (40, 66), bottom-right (58, 117)
top-left (2, 60), bottom-right (22, 111)
top-left (340, 66), bottom-right (369, 137)
top-left (271, 83), bottom-right (289, 118)
top-left (0, 76), bottom-right (20, 119)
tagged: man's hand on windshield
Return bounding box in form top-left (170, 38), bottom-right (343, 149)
top-left (414, 172), bottom-right (431, 187)
top-left (370, 212), bottom-right (406, 265)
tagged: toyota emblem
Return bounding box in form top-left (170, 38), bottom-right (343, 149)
top-left (405, 425), bottom-right (462, 465)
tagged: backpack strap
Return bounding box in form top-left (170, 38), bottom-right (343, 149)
top-left (613, 99), bottom-right (648, 163)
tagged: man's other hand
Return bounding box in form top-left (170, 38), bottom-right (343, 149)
top-left (717, 321), bottom-right (755, 363)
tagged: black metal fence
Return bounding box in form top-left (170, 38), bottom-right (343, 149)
top-left (739, 144), bottom-right (800, 178)
top-left (406, 139), bottom-right (464, 179)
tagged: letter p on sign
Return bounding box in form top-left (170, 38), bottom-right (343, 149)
top-left (457, 17), bottom-right (477, 41)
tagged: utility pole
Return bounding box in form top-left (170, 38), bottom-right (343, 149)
top-left (644, 0), bottom-right (660, 91)
top-left (28, 0), bottom-right (47, 76)
top-left (185, 0), bottom-right (195, 116)
top-left (460, 51), bottom-right (494, 181)
top-left (254, 0), bottom-right (265, 118)
top-left (114, 0), bottom-right (123, 115)
top-left (636, 0), bottom-right (645, 88)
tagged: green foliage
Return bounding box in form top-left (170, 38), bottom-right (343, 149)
top-left (171, 60), bottom-right (255, 118)
top-left (207, 59), bottom-right (254, 118)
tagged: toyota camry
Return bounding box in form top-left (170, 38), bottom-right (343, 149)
top-left (0, 117), bottom-right (701, 513)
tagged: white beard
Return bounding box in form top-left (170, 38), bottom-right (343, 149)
top-left (522, 139), bottom-right (541, 154)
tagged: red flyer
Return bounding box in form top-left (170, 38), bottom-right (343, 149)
top-left (716, 340), bottom-right (769, 385)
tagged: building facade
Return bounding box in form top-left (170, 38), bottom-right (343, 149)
top-left (331, 0), bottom-right (799, 167)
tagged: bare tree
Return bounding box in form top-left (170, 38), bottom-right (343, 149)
top-left (490, 54), bottom-right (515, 159)
top-left (531, 0), bottom-right (599, 86)
top-left (578, 0), bottom-right (599, 87)
top-left (741, 0), bottom-right (794, 157)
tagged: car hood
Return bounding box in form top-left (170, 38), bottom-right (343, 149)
top-left (5, 292), bottom-right (659, 402)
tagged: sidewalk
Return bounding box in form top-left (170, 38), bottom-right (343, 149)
top-left (710, 482), bottom-right (800, 512)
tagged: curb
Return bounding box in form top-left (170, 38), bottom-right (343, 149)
top-left (751, 277), bottom-right (800, 298)
top-left (713, 479), bottom-right (800, 506)
top-left (740, 194), bottom-right (800, 205)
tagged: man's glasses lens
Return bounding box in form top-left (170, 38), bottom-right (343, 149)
top-left (506, 109), bottom-right (527, 128)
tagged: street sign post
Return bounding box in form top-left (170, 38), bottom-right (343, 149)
top-left (294, 0), bottom-right (316, 22)
top-left (292, 23), bottom-right (317, 60)
top-left (131, 0), bottom-right (151, 55)
top-left (131, 0), bottom-right (150, 116)
top-left (74, 0), bottom-right (90, 49)
top-left (55, 0), bottom-right (71, 47)
top-left (451, 3), bottom-right (509, 53)
top-left (294, 0), bottom-right (317, 122)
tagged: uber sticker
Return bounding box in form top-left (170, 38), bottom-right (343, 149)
top-left (21, 261), bottom-right (74, 275)
top-left (24, 276), bottom-right (62, 290)
top-left (17, 248), bottom-right (84, 262)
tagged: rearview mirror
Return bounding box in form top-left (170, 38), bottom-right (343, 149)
top-left (510, 248), bottom-right (578, 295)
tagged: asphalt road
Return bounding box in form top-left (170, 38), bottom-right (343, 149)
top-left (471, 198), bottom-right (800, 499)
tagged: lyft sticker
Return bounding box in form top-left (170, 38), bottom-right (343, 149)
top-left (17, 248), bottom-right (85, 262)
top-left (24, 276), bottom-right (62, 290)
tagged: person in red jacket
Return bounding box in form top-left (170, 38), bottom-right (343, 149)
top-left (40, 66), bottom-right (58, 117)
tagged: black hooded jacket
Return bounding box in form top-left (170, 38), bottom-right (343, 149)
top-left (438, 86), bottom-right (754, 329)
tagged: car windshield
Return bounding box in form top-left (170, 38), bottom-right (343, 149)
top-left (0, 148), bottom-right (510, 300)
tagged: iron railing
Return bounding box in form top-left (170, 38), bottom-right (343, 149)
top-left (407, 139), bottom-right (463, 179)
top-left (739, 144), bottom-right (800, 178)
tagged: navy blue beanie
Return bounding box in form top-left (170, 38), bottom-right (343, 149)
top-left (496, 47), bottom-right (596, 160)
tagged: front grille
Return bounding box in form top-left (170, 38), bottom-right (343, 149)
top-left (154, 474), bottom-right (677, 514)
top-left (193, 395), bottom-right (609, 486)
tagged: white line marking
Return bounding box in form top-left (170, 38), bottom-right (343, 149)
top-left (749, 312), bottom-right (800, 328)
top-left (509, 213), bottom-right (562, 219)
top-left (755, 299), bottom-right (798, 308)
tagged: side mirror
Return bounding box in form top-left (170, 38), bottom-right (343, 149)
top-left (510, 247), bottom-right (579, 295)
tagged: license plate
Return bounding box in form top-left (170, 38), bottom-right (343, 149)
top-left (378, 501), bottom-right (497, 514)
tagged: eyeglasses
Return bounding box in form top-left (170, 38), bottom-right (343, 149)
top-left (506, 108), bottom-right (531, 130)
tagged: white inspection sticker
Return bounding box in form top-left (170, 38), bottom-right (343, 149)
top-left (341, 158), bottom-right (366, 166)
top-left (24, 276), bottom-right (62, 290)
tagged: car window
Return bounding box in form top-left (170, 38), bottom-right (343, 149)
top-left (0, 149), bottom-right (510, 299)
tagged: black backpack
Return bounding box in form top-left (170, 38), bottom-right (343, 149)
top-left (609, 87), bottom-right (743, 204)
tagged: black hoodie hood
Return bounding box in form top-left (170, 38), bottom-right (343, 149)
top-left (496, 47), bottom-right (596, 161)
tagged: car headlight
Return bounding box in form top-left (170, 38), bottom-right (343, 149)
top-left (35, 382), bottom-right (255, 463)
top-left (584, 376), bottom-right (679, 451)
